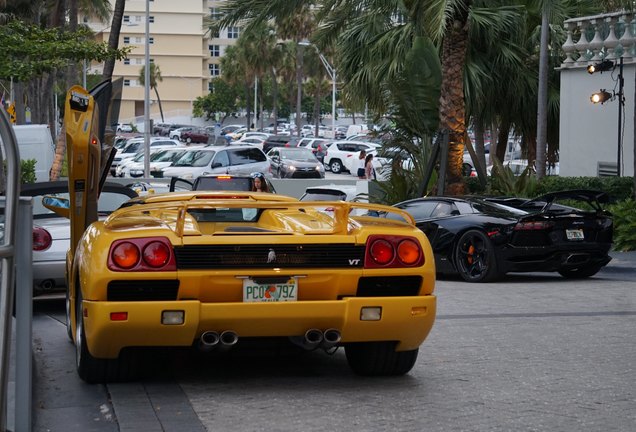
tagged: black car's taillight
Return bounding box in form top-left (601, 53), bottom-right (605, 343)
top-left (513, 221), bottom-right (554, 230)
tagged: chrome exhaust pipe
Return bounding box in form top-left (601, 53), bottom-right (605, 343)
top-left (289, 328), bottom-right (323, 351)
top-left (198, 331), bottom-right (220, 352)
top-left (220, 330), bottom-right (239, 347)
top-left (321, 329), bottom-right (341, 350)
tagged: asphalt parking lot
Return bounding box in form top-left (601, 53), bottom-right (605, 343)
top-left (12, 251), bottom-right (636, 432)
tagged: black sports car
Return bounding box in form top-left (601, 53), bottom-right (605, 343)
top-left (381, 190), bottom-right (613, 282)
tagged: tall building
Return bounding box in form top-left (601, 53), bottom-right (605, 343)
top-left (83, 0), bottom-right (238, 126)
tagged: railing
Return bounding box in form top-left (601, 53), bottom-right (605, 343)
top-left (0, 106), bottom-right (32, 432)
top-left (561, 11), bottom-right (636, 68)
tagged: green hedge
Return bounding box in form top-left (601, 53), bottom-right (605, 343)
top-left (466, 176), bottom-right (634, 202)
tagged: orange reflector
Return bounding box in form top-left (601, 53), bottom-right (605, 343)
top-left (110, 312), bottom-right (128, 321)
top-left (411, 307), bottom-right (427, 316)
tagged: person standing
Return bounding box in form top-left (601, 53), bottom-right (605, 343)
top-left (357, 150), bottom-right (367, 179)
top-left (365, 153), bottom-right (375, 180)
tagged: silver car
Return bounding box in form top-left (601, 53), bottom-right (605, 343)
top-left (20, 181), bottom-right (138, 297)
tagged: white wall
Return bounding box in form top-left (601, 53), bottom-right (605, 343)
top-left (559, 61), bottom-right (635, 177)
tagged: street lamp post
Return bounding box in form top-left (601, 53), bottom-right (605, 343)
top-left (143, 0), bottom-right (151, 178)
top-left (299, 40), bottom-right (336, 139)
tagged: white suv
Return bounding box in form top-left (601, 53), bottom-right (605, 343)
top-left (323, 140), bottom-right (381, 174)
top-left (159, 145), bottom-right (271, 179)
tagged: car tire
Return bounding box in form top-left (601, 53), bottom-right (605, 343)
top-left (558, 264), bottom-right (603, 279)
top-left (454, 229), bottom-right (500, 282)
top-left (65, 287), bottom-right (73, 342)
top-left (345, 342), bottom-right (418, 376)
top-left (330, 159), bottom-right (343, 174)
top-left (186, 137), bottom-right (192, 144)
top-left (75, 289), bottom-right (137, 383)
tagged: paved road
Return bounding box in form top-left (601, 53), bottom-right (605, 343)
top-left (26, 252), bottom-right (636, 432)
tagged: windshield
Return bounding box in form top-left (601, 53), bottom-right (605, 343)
top-left (280, 148), bottom-right (316, 161)
top-left (173, 150), bottom-right (216, 167)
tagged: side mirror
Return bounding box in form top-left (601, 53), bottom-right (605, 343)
top-left (211, 162), bottom-right (223, 169)
top-left (42, 195), bottom-right (70, 219)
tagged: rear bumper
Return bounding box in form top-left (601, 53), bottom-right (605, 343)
top-left (82, 295), bottom-right (436, 358)
top-left (498, 244), bottom-right (612, 273)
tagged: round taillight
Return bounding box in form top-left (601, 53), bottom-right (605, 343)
top-left (112, 242), bottom-right (140, 269)
top-left (143, 241), bottom-right (171, 268)
top-left (370, 239), bottom-right (394, 265)
top-left (397, 239), bottom-right (421, 265)
top-left (33, 227), bottom-right (52, 251)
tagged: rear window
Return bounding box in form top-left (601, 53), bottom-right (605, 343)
top-left (300, 191), bottom-right (347, 201)
top-left (229, 148), bottom-right (266, 165)
top-left (194, 177), bottom-right (252, 191)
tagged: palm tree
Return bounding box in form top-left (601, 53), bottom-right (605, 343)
top-left (138, 63), bottom-right (164, 122)
top-left (103, 0), bottom-right (125, 79)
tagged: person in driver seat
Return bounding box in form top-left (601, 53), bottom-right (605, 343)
top-left (251, 172), bottom-right (270, 193)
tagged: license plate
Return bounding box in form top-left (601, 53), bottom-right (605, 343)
top-left (566, 229), bottom-right (584, 240)
top-left (243, 278), bottom-right (297, 302)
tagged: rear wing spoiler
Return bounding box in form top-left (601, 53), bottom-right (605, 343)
top-left (487, 190), bottom-right (609, 214)
top-left (106, 199), bottom-right (416, 236)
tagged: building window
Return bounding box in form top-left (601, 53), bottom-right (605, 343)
top-left (123, 36), bottom-right (130, 44)
top-left (209, 64), bottom-right (220, 76)
top-left (209, 8), bottom-right (222, 20)
top-left (228, 27), bottom-right (240, 39)
top-left (124, 79), bottom-right (131, 86)
top-left (134, 36), bottom-right (142, 44)
top-left (208, 82), bottom-right (214, 92)
top-left (123, 15), bottom-right (130, 23)
top-left (149, 37), bottom-right (154, 44)
top-left (123, 58), bottom-right (130, 65)
top-left (149, 16), bottom-right (154, 23)
top-left (209, 45), bottom-right (220, 57)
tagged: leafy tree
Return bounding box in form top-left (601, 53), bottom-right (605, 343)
top-left (0, 20), bottom-right (128, 82)
top-left (193, 77), bottom-right (239, 122)
top-left (139, 63), bottom-right (165, 122)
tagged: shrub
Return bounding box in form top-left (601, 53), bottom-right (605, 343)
top-left (607, 199), bottom-right (636, 251)
top-left (21, 159), bottom-right (37, 183)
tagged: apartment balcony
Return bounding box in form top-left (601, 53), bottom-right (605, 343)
top-left (561, 11), bottom-right (636, 69)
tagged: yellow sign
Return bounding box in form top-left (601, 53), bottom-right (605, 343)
top-left (6, 103), bottom-right (16, 124)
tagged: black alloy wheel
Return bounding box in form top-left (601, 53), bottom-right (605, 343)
top-left (454, 229), bottom-right (500, 282)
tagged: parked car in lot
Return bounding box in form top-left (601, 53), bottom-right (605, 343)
top-left (296, 137), bottom-right (333, 163)
top-left (111, 137), bottom-right (180, 175)
top-left (323, 140), bottom-right (381, 174)
top-left (181, 127), bottom-right (215, 144)
top-left (377, 191), bottom-right (613, 282)
top-left (119, 147), bottom-right (188, 178)
top-left (158, 145), bottom-right (270, 180)
top-left (262, 135), bottom-right (301, 153)
top-left (299, 184), bottom-right (358, 202)
top-left (267, 147), bottom-right (325, 179)
top-left (169, 126), bottom-right (195, 141)
top-left (18, 181), bottom-right (138, 297)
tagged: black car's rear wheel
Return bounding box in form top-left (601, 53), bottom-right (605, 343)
top-left (558, 264), bottom-right (603, 279)
top-left (345, 342), bottom-right (418, 376)
top-left (454, 230), bottom-right (500, 282)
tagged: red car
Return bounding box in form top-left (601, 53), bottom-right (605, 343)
top-left (181, 127), bottom-right (214, 144)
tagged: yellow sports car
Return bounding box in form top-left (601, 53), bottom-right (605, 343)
top-left (52, 83), bottom-right (437, 383)
top-left (48, 190), bottom-right (437, 383)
